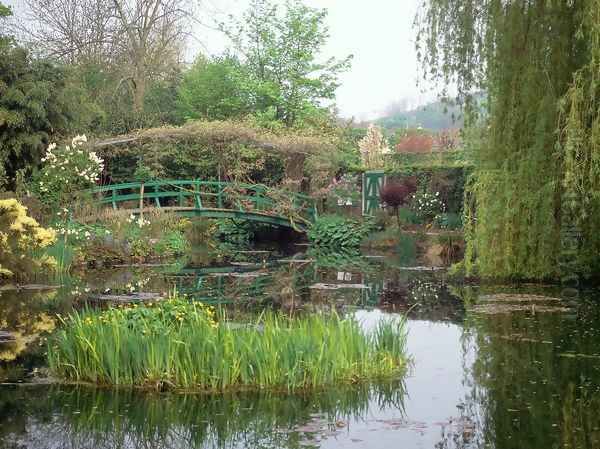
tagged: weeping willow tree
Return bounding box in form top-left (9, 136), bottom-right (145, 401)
top-left (418, 0), bottom-right (600, 280)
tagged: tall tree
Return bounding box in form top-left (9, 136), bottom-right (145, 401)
top-left (177, 55), bottom-right (251, 121)
top-left (110, 0), bottom-right (188, 113)
top-left (418, 0), bottom-right (598, 280)
top-left (14, 0), bottom-right (189, 115)
top-left (13, 0), bottom-right (119, 64)
top-left (0, 2), bottom-right (74, 190)
top-left (222, 0), bottom-right (352, 127)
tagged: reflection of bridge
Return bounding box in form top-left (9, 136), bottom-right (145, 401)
top-left (91, 180), bottom-right (318, 231)
top-left (167, 264), bottom-right (276, 305)
top-left (165, 261), bottom-right (384, 307)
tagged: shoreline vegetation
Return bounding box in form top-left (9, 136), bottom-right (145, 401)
top-left (48, 297), bottom-right (408, 392)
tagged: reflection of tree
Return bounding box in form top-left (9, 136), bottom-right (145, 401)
top-left (0, 289), bottom-right (70, 361)
top-left (434, 320), bottom-right (484, 449)
top-left (380, 272), bottom-right (465, 323)
top-left (455, 296), bottom-right (600, 449)
top-left (0, 382), bottom-right (406, 449)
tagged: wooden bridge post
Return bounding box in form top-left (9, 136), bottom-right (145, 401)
top-left (194, 180), bottom-right (202, 208)
top-left (139, 182), bottom-right (145, 219)
top-left (217, 184), bottom-right (224, 209)
top-left (255, 187), bottom-right (263, 211)
top-left (111, 188), bottom-right (117, 210)
top-left (154, 184), bottom-right (161, 208)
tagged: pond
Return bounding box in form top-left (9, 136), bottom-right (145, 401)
top-left (1, 244), bottom-right (600, 449)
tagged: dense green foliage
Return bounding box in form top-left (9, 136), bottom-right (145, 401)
top-left (177, 55), bottom-right (250, 121)
top-left (97, 120), bottom-right (324, 185)
top-left (0, 8), bottom-right (76, 190)
top-left (214, 219), bottom-right (255, 245)
top-left (48, 298), bottom-right (407, 391)
top-left (308, 215), bottom-right (373, 250)
top-left (419, 0), bottom-right (600, 279)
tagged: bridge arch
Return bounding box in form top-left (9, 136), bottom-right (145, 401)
top-left (90, 180), bottom-right (318, 231)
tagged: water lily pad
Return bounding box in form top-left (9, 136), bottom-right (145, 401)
top-left (478, 293), bottom-right (562, 303)
top-left (309, 283), bottom-right (369, 290)
top-left (559, 352), bottom-right (600, 359)
top-left (470, 303), bottom-right (571, 315)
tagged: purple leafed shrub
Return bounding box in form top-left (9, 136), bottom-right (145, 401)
top-left (380, 179), bottom-right (417, 225)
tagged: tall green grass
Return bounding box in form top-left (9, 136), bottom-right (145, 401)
top-left (48, 299), bottom-right (408, 392)
top-left (46, 237), bottom-right (75, 276)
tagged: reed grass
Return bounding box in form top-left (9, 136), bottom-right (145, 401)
top-left (48, 299), bottom-right (408, 392)
top-left (39, 237), bottom-right (75, 279)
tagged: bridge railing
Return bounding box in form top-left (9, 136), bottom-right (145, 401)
top-left (90, 180), bottom-right (318, 225)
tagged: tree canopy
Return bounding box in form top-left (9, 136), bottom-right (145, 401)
top-left (418, 0), bottom-right (600, 280)
top-left (177, 55), bottom-right (251, 121)
top-left (0, 3), bottom-right (76, 190)
top-left (221, 0), bottom-right (352, 127)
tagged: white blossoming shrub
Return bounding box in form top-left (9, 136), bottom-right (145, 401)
top-left (51, 216), bottom-right (111, 245)
top-left (411, 191), bottom-right (446, 224)
top-left (36, 135), bottom-right (104, 208)
top-left (126, 214), bottom-right (150, 228)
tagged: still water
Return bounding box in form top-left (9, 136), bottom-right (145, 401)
top-left (1, 248), bottom-right (600, 449)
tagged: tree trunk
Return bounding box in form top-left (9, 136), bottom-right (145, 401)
top-left (133, 71), bottom-right (146, 114)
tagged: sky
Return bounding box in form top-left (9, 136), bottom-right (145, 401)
top-left (194, 0), bottom-right (439, 120)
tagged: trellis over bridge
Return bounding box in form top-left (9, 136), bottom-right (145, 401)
top-left (90, 180), bottom-right (318, 231)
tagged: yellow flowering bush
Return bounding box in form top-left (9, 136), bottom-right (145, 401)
top-left (0, 198), bottom-right (56, 281)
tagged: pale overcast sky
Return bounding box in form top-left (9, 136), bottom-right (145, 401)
top-left (194, 0), bottom-right (439, 120)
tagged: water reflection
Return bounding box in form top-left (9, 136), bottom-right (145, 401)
top-left (457, 293), bottom-right (600, 449)
top-left (0, 288), bottom-right (71, 363)
top-left (3, 251), bottom-right (600, 448)
top-left (0, 382), bottom-right (406, 449)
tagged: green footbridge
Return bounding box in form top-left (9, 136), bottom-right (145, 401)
top-left (91, 180), bottom-right (318, 231)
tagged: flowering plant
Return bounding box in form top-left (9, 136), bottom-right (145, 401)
top-left (69, 297), bottom-right (218, 335)
top-left (411, 191), bottom-right (446, 224)
top-left (325, 174), bottom-right (361, 209)
top-left (127, 213), bottom-right (150, 228)
top-left (358, 125), bottom-right (391, 169)
top-left (0, 199), bottom-right (57, 280)
top-left (36, 135), bottom-right (104, 207)
top-left (51, 213), bottom-right (111, 245)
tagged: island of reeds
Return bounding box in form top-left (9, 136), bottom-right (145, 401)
top-left (48, 298), bottom-right (408, 391)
